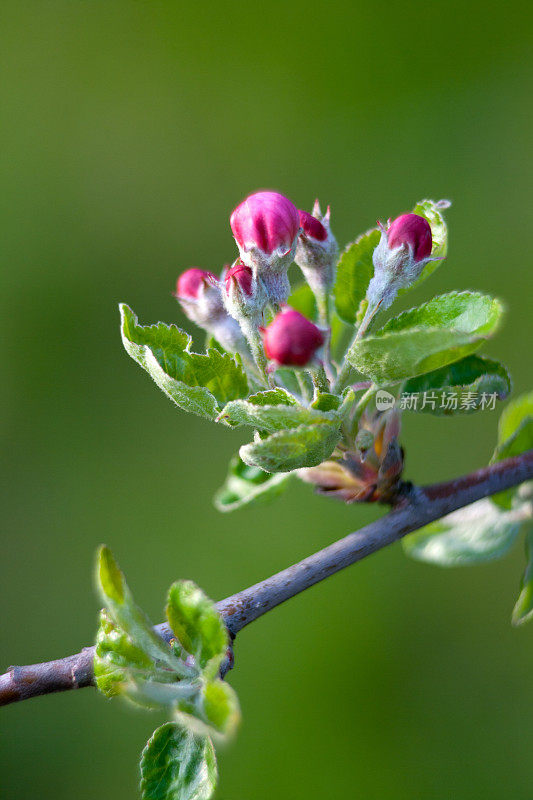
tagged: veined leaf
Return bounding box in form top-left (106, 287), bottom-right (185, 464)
top-left (333, 228), bottom-right (380, 325)
top-left (214, 455), bottom-right (292, 512)
top-left (403, 498), bottom-right (525, 566)
top-left (140, 722), bottom-right (217, 800)
top-left (166, 581), bottom-right (228, 671)
top-left (402, 355), bottom-right (511, 415)
top-left (120, 304), bottom-right (248, 419)
top-left (217, 397), bottom-right (338, 432)
top-left (246, 387), bottom-right (298, 406)
top-left (240, 423), bottom-right (341, 473)
top-left (94, 609), bottom-right (154, 698)
top-left (347, 291), bottom-right (503, 384)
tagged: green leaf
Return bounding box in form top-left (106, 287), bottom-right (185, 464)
top-left (288, 282), bottom-right (317, 320)
top-left (398, 199), bottom-right (449, 293)
top-left (200, 679), bottom-right (240, 738)
top-left (217, 396), bottom-right (338, 432)
top-left (513, 527), bottom-right (533, 626)
top-left (166, 581), bottom-right (228, 671)
top-left (403, 498), bottom-right (524, 566)
top-left (140, 722), bottom-right (217, 800)
top-left (240, 423), bottom-right (341, 473)
top-left (246, 388), bottom-right (298, 406)
top-left (497, 391), bottom-right (533, 444)
top-left (347, 291), bottom-right (503, 384)
top-left (311, 392), bottom-right (341, 412)
top-left (96, 546), bottom-right (190, 677)
top-left (214, 455), bottom-right (292, 512)
top-left (402, 355), bottom-right (511, 415)
top-left (120, 303), bottom-right (248, 419)
top-left (490, 391), bottom-right (533, 509)
top-left (333, 228), bottom-right (380, 325)
top-left (94, 609), bottom-right (154, 698)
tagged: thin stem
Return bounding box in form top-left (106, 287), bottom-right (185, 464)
top-left (1, 450), bottom-right (532, 707)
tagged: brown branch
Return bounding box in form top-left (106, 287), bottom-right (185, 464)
top-left (1, 450), bottom-right (532, 708)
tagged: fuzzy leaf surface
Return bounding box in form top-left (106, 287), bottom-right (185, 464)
top-left (120, 304), bottom-right (248, 419)
top-left (140, 722), bottom-right (217, 800)
top-left (402, 355), bottom-right (511, 415)
top-left (214, 455), bottom-right (292, 512)
top-left (347, 291), bottom-right (503, 384)
top-left (218, 397), bottom-right (338, 432)
top-left (240, 423), bottom-right (341, 473)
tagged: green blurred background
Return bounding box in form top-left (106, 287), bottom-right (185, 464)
top-left (2, 1), bottom-right (532, 797)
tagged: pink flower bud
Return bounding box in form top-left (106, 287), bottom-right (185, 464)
top-left (224, 262), bottom-right (253, 297)
top-left (263, 308), bottom-right (324, 367)
top-left (175, 268), bottom-right (218, 299)
top-left (366, 210), bottom-right (440, 317)
top-left (222, 259), bottom-right (268, 326)
top-left (230, 191), bottom-right (301, 307)
top-left (174, 267), bottom-right (251, 362)
top-left (230, 191), bottom-right (300, 256)
top-left (298, 209), bottom-right (328, 242)
top-left (387, 214), bottom-right (432, 261)
top-left (295, 200), bottom-right (338, 310)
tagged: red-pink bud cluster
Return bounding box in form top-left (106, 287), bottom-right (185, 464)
top-left (263, 308), bottom-right (324, 367)
top-left (174, 267), bottom-right (249, 358)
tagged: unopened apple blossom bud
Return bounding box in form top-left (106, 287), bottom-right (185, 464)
top-left (230, 191), bottom-right (301, 307)
top-left (221, 261), bottom-right (270, 382)
top-left (295, 201), bottom-right (339, 312)
top-left (366, 213), bottom-right (437, 315)
top-left (263, 308), bottom-right (324, 367)
top-left (175, 268), bottom-right (222, 327)
top-left (223, 261), bottom-right (268, 323)
top-left (174, 268), bottom-right (249, 358)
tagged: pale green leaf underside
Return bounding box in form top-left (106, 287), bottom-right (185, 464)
top-left (218, 397), bottom-right (338, 432)
top-left (120, 303), bottom-right (248, 420)
top-left (240, 423), bottom-right (341, 473)
top-left (333, 228), bottom-right (380, 325)
top-left (214, 455), bottom-right (292, 512)
top-left (403, 355), bottom-right (511, 415)
top-left (140, 722), bottom-right (217, 800)
top-left (403, 498), bottom-right (523, 566)
top-left (347, 291), bottom-right (503, 384)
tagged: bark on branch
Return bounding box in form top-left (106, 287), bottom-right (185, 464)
top-left (2, 450), bottom-right (532, 708)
